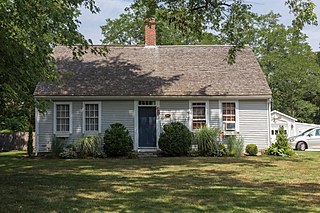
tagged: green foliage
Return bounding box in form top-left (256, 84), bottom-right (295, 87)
top-left (0, 0), bottom-right (106, 131)
top-left (195, 126), bottom-right (225, 156)
top-left (225, 136), bottom-right (244, 157)
top-left (59, 149), bottom-right (78, 159)
top-left (128, 0), bottom-right (317, 63)
top-left (103, 123), bottom-right (133, 157)
top-left (27, 126), bottom-right (33, 157)
top-left (101, 6), bottom-right (222, 46)
top-left (265, 126), bottom-right (294, 156)
top-left (75, 135), bottom-right (103, 158)
top-left (158, 122), bottom-right (192, 156)
top-left (245, 144), bottom-right (258, 156)
top-left (51, 137), bottom-right (66, 158)
top-left (249, 12), bottom-right (320, 124)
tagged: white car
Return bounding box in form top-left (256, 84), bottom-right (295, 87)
top-left (288, 128), bottom-right (320, 151)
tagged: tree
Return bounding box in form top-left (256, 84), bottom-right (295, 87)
top-left (248, 12), bottom-right (320, 123)
top-left (128, 0), bottom-right (317, 62)
top-left (101, 7), bottom-right (222, 45)
top-left (0, 0), bottom-right (106, 131)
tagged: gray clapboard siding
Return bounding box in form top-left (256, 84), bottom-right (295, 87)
top-left (239, 100), bottom-right (269, 149)
top-left (102, 101), bottom-right (135, 139)
top-left (68, 101), bottom-right (83, 144)
top-left (209, 101), bottom-right (220, 128)
top-left (38, 104), bottom-right (53, 152)
top-left (159, 101), bottom-right (189, 127)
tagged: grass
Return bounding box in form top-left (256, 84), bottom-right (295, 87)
top-left (1, 151), bottom-right (320, 212)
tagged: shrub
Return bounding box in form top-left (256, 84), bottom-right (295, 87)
top-left (27, 126), bottom-right (33, 157)
top-left (265, 126), bottom-right (294, 156)
top-left (59, 149), bottom-right (78, 159)
top-left (195, 126), bottom-right (223, 156)
top-left (51, 137), bottom-right (65, 158)
top-left (225, 135), bottom-right (244, 157)
top-left (74, 135), bottom-right (103, 158)
top-left (103, 123), bottom-right (133, 157)
top-left (245, 144), bottom-right (258, 156)
top-left (158, 122), bottom-right (192, 156)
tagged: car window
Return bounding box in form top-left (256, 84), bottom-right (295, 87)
top-left (316, 129), bottom-right (320, 136)
top-left (309, 130), bottom-right (315, 136)
top-left (299, 128), bottom-right (315, 136)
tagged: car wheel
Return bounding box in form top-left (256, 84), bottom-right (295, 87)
top-left (297, 142), bottom-right (307, 151)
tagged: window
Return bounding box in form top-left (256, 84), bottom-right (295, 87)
top-left (139, 101), bottom-right (156, 106)
top-left (222, 102), bottom-right (236, 130)
top-left (84, 103), bottom-right (100, 132)
top-left (55, 103), bottom-right (71, 133)
top-left (192, 103), bottom-right (206, 130)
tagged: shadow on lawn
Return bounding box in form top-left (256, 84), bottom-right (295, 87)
top-left (0, 153), bottom-right (319, 212)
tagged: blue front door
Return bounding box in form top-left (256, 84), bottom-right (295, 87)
top-left (138, 107), bottom-right (156, 148)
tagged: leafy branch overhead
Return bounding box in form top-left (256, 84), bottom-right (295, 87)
top-left (0, 0), bottom-right (106, 131)
top-left (124, 0), bottom-right (318, 62)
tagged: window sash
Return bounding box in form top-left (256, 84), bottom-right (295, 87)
top-left (192, 103), bottom-right (206, 130)
top-left (222, 103), bottom-right (236, 122)
top-left (84, 104), bottom-right (99, 131)
top-left (56, 104), bottom-right (70, 132)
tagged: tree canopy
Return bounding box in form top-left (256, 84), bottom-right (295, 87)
top-left (0, 0), bottom-right (106, 131)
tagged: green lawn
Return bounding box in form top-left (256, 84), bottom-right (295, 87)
top-left (1, 151), bottom-right (320, 212)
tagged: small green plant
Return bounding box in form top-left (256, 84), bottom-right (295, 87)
top-left (59, 149), bottom-right (78, 159)
top-left (75, 135), bottom-right (103, 158)
top-left (195, 126), bottom-right (225, 156)
top-left (158, 122), bottom-right (192, 156)
top-left (265, 126), bottom-right (294, 156)
top-left (245, 144), bottom-right (258, 156)
top-left (104, 123), bottom-right (133, 157)
top-left (27, 126), bottom-right (33, 157)
top-left (225, 135), bottom-right (244, 157)
top-left (51, 137), bottom-right (65, 158)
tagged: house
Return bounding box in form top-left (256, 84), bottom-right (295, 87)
top-left (34, 20), bottom-right (272, 154)
top-left (271, 110), bottom-right (320, 141)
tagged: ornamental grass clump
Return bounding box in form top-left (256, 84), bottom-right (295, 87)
top-left (158, 122), bottom-right (192, 156)
top-left (75, 135), bottom-right (103, 158)
top-left (225, 135), bottom-right (244, 157)
top-left (51, 137), bottom-right (65, 158)
top-left (195, 126), bottom-right (225, 156)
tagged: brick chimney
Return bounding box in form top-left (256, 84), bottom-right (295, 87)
top-left (144, 19), bottom-right (156, 46)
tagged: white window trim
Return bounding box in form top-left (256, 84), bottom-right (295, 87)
top-left (53, 102), bottom-right (73, 135)
top-left (220, 101), bottom-right (239, 132)
top-left (82, 101), bottom-right (102, 134)
top-left (189, 101), bottom-right (210, 131)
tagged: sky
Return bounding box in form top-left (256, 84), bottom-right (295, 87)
top-left (79, 0), bottom-right (320, 51)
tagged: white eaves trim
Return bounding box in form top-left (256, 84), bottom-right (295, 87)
top-left (35, 95), bottom-right (271, 101)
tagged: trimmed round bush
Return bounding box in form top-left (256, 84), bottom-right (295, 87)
top-left (158, 122), bottom-right (192, 156)
top-left (245, 144), bottom-right (258, 156)
top-left (104, 123), bottom-right (133, 156)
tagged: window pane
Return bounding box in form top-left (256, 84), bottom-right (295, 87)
top-left (85, 104), bottom-right (99, 131)
top-left (192, 103), bottom-right (206, 129)
top-left (56, 104), bottom-right (70, 132)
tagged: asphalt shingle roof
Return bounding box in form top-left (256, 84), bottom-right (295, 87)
top-left (34, 45), bottom-right (271, 97)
